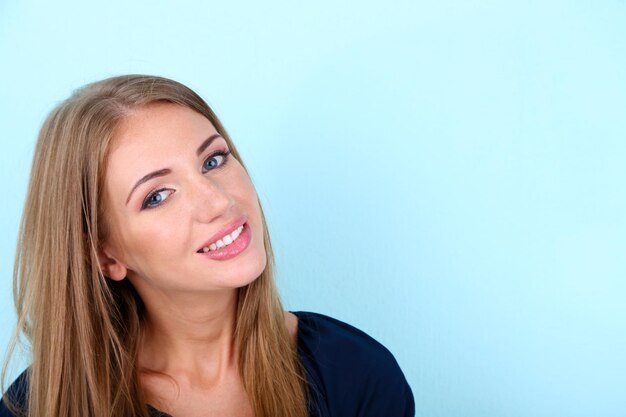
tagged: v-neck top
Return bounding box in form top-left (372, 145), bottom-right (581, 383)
top-left (1, 311), bottom-right (415, 417)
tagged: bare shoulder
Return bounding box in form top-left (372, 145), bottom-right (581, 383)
top-left (283, 311), bottom-right (299, 346)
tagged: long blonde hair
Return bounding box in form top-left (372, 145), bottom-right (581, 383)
top-left (2, 75), bottom-right (309, 417)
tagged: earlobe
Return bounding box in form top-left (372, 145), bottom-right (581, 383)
top-left (83, 232), bottom-right (128, 281)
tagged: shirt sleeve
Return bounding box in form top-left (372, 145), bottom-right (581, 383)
top-left (295, 311), bottom-right (415, 417)
top-left (354, 349), bottom-right (415, 417)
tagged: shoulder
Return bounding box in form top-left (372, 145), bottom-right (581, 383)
top-left (293, 311), bottom-right (395, 367)
top-left (0, 369), bottom-right (29, 417)
top-left (291, 311), bottom-right (415, 417)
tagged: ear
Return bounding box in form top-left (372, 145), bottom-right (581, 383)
top-left (97, 243), bottom-right (128, 281)
top-left (83, 233), bottom-right (128, 281)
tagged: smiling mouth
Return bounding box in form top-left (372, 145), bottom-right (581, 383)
top-left (196, 222), bottom-right (252, 261)
top-left (197, 224), bottom-right (245, 253)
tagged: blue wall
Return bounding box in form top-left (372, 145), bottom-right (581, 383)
top-left (1, 1), bottom-right (625, 415)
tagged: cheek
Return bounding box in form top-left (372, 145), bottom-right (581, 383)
top-left (120, 234), bottom-right (185, 284)
top-left (232, 169), bottom-right (259, 204)
top-left (113, 213), bottom-right (185, 272)
top-left (131, 216), bottom-right (184, 249)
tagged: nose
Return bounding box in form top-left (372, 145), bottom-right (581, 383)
top-left (188, 174), bottom-right (234, 224)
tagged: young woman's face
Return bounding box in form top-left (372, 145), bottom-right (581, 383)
top-left (101, 102), bottom-right (267, 296)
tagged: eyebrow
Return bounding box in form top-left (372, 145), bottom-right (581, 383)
top-left (196, 133), bottom-right (222, 156)
top-left (125, 134), bottom-right (223, 205)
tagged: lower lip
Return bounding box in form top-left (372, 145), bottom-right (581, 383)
top-left (197, 222), bottom-right (252, 261)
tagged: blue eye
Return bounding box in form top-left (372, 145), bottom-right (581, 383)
top-left (142, 188), bottom-right (174, 209)
top-left (202, 150), bottom-right (230, 173)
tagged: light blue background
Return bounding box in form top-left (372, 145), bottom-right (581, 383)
top-left (1, 1), bottom-right (625, 416)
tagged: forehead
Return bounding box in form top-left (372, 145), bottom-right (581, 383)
top-left (111, 102), bottom-right (217, 155)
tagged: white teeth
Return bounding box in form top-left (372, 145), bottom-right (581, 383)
top-left (200, 225), bottom-right (245, 253)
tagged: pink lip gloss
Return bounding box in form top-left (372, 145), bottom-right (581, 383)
top-left (197, 222), bottom-right (251, 261)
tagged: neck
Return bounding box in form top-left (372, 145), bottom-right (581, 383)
top-left (138, 288), bottom-right (240, 382)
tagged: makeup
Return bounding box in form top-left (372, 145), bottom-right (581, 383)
top-left (196, 219), bottom-right (251, 261)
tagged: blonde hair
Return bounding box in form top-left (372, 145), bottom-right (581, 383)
top-left (2, 75), bottom-right (309, 417)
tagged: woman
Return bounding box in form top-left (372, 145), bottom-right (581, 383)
top-left (0, 75), bottom-right (414, 417)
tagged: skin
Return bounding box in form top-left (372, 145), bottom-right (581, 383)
top-left (97, 102), bottom-right (298, 417)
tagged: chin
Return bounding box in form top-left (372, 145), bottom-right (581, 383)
top-left (222, 251), bottom-right (268, 289)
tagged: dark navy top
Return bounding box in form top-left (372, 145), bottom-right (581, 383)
top-left (1, 311), bottom-right (415, 417)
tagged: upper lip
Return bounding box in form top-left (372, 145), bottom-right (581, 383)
top-left (196, 216), bottom-right (247, 252)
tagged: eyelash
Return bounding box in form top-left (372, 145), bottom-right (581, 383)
top-left (140, 149), bottom-right (232, 210)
